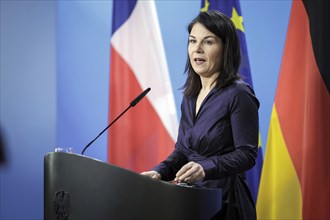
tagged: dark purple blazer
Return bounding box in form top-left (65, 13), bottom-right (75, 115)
top-left (153, 80), bottom-right (259, 219)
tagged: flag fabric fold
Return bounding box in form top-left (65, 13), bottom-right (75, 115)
top-left (108, 0), bottom-right (178, 173)
top-left (257, 0), bottom-right (330, 219)
top-left (201, 0), bottom-right (263, 204)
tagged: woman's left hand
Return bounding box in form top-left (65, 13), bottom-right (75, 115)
top-left (174, 161), bottom-right (205, 183)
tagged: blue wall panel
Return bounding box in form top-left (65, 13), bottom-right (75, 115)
top-left (0, 1), bottom-right (291, 218)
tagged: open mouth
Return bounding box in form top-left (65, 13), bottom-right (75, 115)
top-left (194, 58), bottom-right (206, 65)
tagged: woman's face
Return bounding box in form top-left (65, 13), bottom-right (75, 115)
top-left (188, 23), bottom-right (224, 78)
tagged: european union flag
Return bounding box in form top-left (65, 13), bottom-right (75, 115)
top-left (201, 0), bottom-right (263, 204)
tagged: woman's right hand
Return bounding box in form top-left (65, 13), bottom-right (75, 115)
top-left (140, 171), bottom-right (161, 180)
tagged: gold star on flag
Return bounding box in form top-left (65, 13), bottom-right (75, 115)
top-left (231, 7), bottom-right (245, 32)
top-left (201, 0), bottom-right (210, 12)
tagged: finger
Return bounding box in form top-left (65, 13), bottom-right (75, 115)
top-left (179, 162), bottom-right (196, 176)
top-left (141, 171), bottom-right (158, 179)
top-left (141, 171), bottom-right (152, 176)
top-left (181, 163), bottom-right (205, 183)
top-left (175, 163), bottom-right (192, 178)
top-left (191, 167), bottom-right (205, 182)
top-left (177, 164), bottom-right (196, 182)
top-left (176, 169), bottom-right (191, 182)
top-left (183, 172), bottom-right (195, 182)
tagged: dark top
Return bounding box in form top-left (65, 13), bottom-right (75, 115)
top-left (153, 80), bottom-right (259, 220)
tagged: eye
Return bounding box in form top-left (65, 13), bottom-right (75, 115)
top-left (204, 40), bottom-right (213, 45)
top-left (189, 39), bottom-right (196, 44)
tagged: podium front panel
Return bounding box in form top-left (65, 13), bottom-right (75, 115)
top-left (44, 152), bottom-right (222, 220)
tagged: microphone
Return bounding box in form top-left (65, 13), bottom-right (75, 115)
top-left (81, 87), bottom-right (151, 155)
top-left (130, 87), bottom-right (151, 107)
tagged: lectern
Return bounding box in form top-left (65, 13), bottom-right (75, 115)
top-left (44, 152), bottom-right (222, 220)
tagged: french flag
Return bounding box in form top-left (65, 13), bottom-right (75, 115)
top-left (108, 0), bottom-right (178, 173)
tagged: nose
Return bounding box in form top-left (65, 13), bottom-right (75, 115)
top-left (194, 42), bottom-right (203, 53)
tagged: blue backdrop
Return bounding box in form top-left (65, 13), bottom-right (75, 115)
top-left (0, 1), bottom-right (291, 219)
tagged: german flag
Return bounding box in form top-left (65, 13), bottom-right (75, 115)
top-left (257, 0), bottom-right (330, 219)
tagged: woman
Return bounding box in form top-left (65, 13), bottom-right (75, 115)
top-left (142, 10), bottom-right (259, 219)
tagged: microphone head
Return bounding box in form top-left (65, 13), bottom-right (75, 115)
top-left (130, 88), bottom-right (151, 107)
